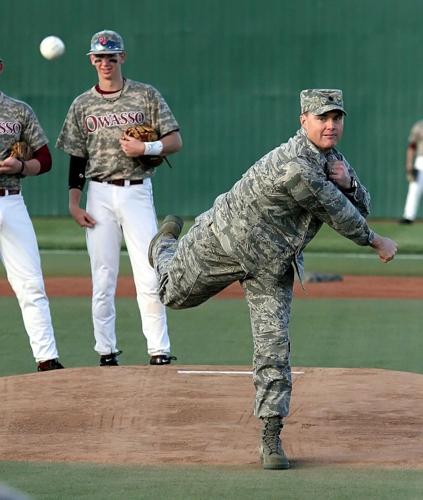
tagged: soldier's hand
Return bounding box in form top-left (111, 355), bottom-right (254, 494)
top-left (327, 160), bottom-right (351, 190)
top-left (370, 234), bottom-right (398, 263)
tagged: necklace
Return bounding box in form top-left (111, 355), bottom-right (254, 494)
top-left (97, 78), bottom-right (126, 103)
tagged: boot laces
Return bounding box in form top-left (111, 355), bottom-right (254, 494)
top-left (262, 417), bottom-right (282, 454)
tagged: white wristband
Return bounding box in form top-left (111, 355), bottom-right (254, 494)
top-left (144, 141), bottom-right (163, 156)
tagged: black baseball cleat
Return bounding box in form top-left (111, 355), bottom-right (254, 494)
top-left (149, 354), bottom-right (177, 365)
top-left (148, 215), bottom-right (184, 267)
top-left (37, 358), bottom-right (64, 371)
top-left (399, 218), bottom-right (413, 225)
top-left (99, 350), bottom-right (122, 366)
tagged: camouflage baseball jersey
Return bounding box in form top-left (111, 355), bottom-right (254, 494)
top-left (408, 120), bottom-right (423, 157)
top-left (210, 127), bottom-right (373, 278)
top-left (56, 79), bottom-right (179, 180)
top-left (0, 92), bottom-right (48, 189)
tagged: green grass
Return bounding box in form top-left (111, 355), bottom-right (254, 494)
top-left (1, 217), bottom-right (423, 499)
top-left (1, 463), bottom-right (423, 500)
top-left (1, 297), bottom-right (421, 377)
top-left (31, 217), bottom-right (423, 254)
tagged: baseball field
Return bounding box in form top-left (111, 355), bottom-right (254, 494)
top-left (0, 218), bottom-right (423, 499)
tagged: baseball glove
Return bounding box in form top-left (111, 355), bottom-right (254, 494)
top-left (124, 124), bottom-right (164, 168)
top-left (9, 141), bottom-right (33, 161)
top-left (407, 168), bottom-right (419, 183)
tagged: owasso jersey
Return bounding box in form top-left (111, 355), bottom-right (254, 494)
top-left (56, 79), bottom-right (179, 180)
top-left (408, 120), bottom-right (423, 157)
top-left (208, 127), bottom-right (373, 276)
top-left (0, 92), bottom-right (48, 189)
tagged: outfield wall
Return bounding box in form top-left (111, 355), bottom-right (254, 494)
top-left (1, 0), bottom-right (421, 217)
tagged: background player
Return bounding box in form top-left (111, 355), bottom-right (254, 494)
top-left (56, 30), bottom-right (182, 366)
top-left (0, 57), bottom-right (63, 371)
top-left (148, 89), bottom-right (398, 469)
top-left (399, 119), bottom-right (423, 224)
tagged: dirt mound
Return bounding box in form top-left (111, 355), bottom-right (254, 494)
top-left (1, 366), bottom-right (422, 468)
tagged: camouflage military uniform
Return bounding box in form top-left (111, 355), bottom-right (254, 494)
top-left (152, 126), bottom-right (373, 418)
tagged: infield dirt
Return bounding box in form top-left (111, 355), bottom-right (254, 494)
top-left (1, 366), bottom-right (423, 468)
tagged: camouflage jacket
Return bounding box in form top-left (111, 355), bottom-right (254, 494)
top-left (207, 128), bottom-right (373, 277)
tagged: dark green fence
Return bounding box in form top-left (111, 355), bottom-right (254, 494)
top-left (1, 0), bottom-right (421, 218)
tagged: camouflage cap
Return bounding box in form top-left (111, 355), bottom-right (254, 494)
top-left (87, 30), bottom-right (124, 55)
top-left (300, 89), bottom-right (346, 115)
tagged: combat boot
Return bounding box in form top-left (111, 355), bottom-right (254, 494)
top-left (260, 416), bottom-right (290, 470)
top-left (148, 215), bottom-right (184, 267)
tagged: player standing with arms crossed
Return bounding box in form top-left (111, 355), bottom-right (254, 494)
top-left (0, 57), bottom-right (63, 371)
top-left (56, 30), bottom-right (182, 366)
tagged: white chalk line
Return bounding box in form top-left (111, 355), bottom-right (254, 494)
top-left (177, 370), bottom-right (304, 376)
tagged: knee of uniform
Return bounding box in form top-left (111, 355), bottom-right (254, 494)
top-left (16, 278), bottom-right (47, 302)
top-left (163, 299), bottom-right (191, 310)
top-left (254, 336), bottom-right (290, 360)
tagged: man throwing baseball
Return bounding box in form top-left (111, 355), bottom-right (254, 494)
top-left (0, 58), bottom-right (63, 371)
top-left (148, 89), bottom-right (398, 469)
top-left (56, 30), bottom-right (182, 366)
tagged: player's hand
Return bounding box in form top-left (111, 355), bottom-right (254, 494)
top-left (0, 157), bottom-right (23, 174)
top-left (69, 205), bottom-right (96, 228)
top-left (119, 135), bottom-right (145, 157)
top-left (327, 160), bottom-right (351, 190)
top-left (370, 235), bottom-right (398, 263)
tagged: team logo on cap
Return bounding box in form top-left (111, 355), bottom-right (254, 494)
top-left (88, 30), bottom-right (124, 55)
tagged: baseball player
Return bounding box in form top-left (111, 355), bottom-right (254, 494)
top-left (56, 30), bottom-right (182, 366)
top-left (148, 89), bottom-right (398, 469)
top-left (399, 119), bottom-right (423, 224)
top-left (0, 58), bottom-right (63, 371)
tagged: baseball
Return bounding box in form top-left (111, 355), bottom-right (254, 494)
top-left (39, 36), bottom-right (65, 60)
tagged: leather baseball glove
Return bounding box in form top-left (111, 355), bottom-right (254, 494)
top-left (124, 124), bottom-right (164, 168)
top-left (9, 141), bottom-right (33, 161)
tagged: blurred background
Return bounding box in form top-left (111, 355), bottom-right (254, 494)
top-left (1, 0), bottom-right (421, 218)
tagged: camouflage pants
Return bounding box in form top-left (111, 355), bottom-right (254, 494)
top-left (152, 217), bottom-right (293, 419)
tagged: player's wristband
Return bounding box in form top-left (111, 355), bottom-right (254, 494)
top-left (144, 141), bottom-right (163, 156)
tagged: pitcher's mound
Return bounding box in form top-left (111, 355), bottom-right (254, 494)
top-left (1, 366), bottom-right (422, 468)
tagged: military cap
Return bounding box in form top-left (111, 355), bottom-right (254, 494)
top-left (87, 30), bottom-right (125, 55)
top-left (300, 89), bottom-right (346, 115)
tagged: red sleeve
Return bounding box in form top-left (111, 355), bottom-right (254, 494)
top-left (33, 144), bottom-right (52, 174)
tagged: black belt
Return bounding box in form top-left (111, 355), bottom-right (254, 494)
top-left (91, 177), bottom-right (143, 186)
top-left (0, 189), bottom-right (20, 196)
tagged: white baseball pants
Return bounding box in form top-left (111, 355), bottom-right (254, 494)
top-left (86, 179), bottom-right (170, 356)
top-left (0, 194), bottom-right (59, 362)
top-left (402, 170), bottom-right (423, 221)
